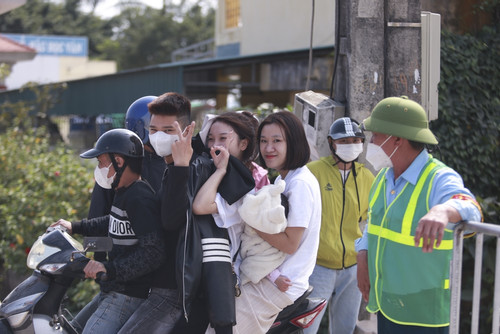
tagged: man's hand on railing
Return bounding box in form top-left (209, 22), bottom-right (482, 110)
top-left (414, 204), bottom-right (462, 253)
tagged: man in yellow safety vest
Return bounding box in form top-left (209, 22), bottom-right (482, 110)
top-left (356, 96), bottom-right (482, 334)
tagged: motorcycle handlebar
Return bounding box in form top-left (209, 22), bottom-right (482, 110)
top-left (47, 225), bottom-right (67, 233)
top-left (96, 272), bottom-right (108, 282)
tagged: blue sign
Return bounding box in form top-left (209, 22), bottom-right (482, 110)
top-left (2, 34), bottom-right (88, 57)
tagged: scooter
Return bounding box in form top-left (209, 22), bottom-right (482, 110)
top-left (268, 286), bottom-right (327, 334)
top-left (0, 226), bottom-right (325, 334)
top-left (0, 226), bottom-right (111, 334)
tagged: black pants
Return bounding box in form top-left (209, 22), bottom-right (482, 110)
top-left (377, 312), bottom-right (449, 334)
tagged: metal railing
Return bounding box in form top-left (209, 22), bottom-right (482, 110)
top-left (171, 38), bottom-right (215, 63)
top-left (450, 220), bottom-right (500, 334)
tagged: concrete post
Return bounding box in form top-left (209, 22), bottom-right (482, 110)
top-left (385, 0), bottom-right (422, 100)
top-left (334, 0), bottom-right (422, 124)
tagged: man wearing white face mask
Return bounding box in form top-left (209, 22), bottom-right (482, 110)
top-left (119, 92), bottom-right (195, 334)
top-left (306, 117), bottom-right (374, 334)
top-left (356, 96), bottom-right (482, 334)
top-left (126, 93), bottom-right (254, 334)
top-left (51, 129), bottom-right (166, 333)
top-left (88, 96), bottom-right (167, 221)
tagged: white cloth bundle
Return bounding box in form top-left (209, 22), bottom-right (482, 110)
top-left (238, 180), bottom-right (287, 284)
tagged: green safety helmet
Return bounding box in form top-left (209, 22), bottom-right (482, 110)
top-left (363, 96), bottom-right (438, 145)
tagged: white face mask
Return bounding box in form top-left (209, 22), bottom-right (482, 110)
top-left (365, 136), bottom-right (398, 171)
top-left (94, 163), bottom-right (116, 189)
top-left (149, 131), bottom-right (179, 157)
top-left (335, 143), bottom-right (363, 162)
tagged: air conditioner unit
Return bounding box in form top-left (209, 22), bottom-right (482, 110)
top-left (294, 90), bottom-right (345, 161)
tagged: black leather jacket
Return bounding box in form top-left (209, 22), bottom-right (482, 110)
top-left (174, 136), bottom-right (255, 327)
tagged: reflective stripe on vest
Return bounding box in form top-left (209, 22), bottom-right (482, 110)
top-left (367, 161), bottom-right (452, 250)
top-left (366, 158), bottom-right (453, 327)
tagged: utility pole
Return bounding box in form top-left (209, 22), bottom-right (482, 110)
top-left (295, 0), bottom-right (428, 161)
top-left (334, 0), bottom-right (422, 123)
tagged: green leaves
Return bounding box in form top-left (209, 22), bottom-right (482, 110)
top-left (0, 96), bottom-right (97, 312)
top-left (432, 25), bottom-right (500, 334)
top-left (0, 0), bottom-right (216, 70)
top-left (431, 27), bottom-right (500, 202)
top-left (0, 127), bottom-right (94, 274)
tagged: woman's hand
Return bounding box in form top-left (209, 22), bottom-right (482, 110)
top-left (192, 146), bottom-right (229, 215)
top-left (210, 145), bottom-right (230, 172)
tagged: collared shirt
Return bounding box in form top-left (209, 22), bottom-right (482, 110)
top-left (355, 149), bottom-right (481, 251)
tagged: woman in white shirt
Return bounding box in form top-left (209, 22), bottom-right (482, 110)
top-left (196, 111), bottom-right (321, 334)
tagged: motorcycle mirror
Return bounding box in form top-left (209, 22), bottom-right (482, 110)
top-left (83, 236), bottom-right (113, 252)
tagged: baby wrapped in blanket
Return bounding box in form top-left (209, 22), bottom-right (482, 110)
top-left (237, 179), bottom-right (288, 285)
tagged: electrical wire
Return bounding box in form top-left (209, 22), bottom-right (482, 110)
top-left (305, 0), bottom-right (315, 91)
top-left (329, 0), bottom-right (341, 99)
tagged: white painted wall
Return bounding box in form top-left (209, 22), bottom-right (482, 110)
top-left (6, 55), bottom-right (59, 89)
top-left (59, 57), bottom-right (116, 81)
top-left (216, 0), bottom-right (335, 56)
top-left (5, 55), bottom-right (116, 90)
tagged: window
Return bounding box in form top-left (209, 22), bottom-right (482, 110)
top-left (225, 0), bottom-right (240, 29)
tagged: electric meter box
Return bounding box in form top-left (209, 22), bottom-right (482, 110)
top-left (421, 11), bottom-right (440, 121)
top-left (294, 90), bottom-right (345, 161)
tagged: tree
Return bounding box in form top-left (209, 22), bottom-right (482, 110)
top-left (99, 2), bottom-right (215, 69)
top-left (0, 0), bottom-right (216, 70)
top-left (107, 6), bottom-right (179, 69)
top-left (429, 25), bottom-right (500, 334)
top-left (0, 82), bottom-right (99, 312)
top-left (0, 0), bottom-right (116, 58)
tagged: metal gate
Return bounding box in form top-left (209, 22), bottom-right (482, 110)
top-left (450, 220), bottom-right (500, 334)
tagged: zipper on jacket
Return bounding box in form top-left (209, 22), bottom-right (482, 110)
top-left (340, 171), bottom-right (347, 268)
top-left (182, 209), bottom-right (189, 322)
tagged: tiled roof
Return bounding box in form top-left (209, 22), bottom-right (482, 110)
top-left (0, 34), bottom-right (36, 53)
top-left (0, 0), bottom-right (27, 16)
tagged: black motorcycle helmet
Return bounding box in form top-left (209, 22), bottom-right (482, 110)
top-left (80, 128), bottom-right (144, 159)
top-left (81, 129), bottom-right (144, 189)
top-left (327, 117), bottom-right (365, 141)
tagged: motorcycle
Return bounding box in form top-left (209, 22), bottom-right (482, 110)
top-left (0, 226), bottom-right (111, 334)
top-left (268, 286), bottom-right (327, 334)
top-left (0, 226), bottom-right (325, 334)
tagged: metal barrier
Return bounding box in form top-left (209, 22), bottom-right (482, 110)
top-left (171, 38), bottom-right (215, 63)
top-left (450, 221), bottom-right (500, 334)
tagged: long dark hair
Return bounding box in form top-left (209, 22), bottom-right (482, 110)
top-left (212, 111), bottom-right (259, 167)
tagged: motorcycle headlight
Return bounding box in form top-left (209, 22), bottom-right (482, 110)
top-left (27, 236), bottom-right (61, 269)
top-left (39, 263), bottom-right (67, 274)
